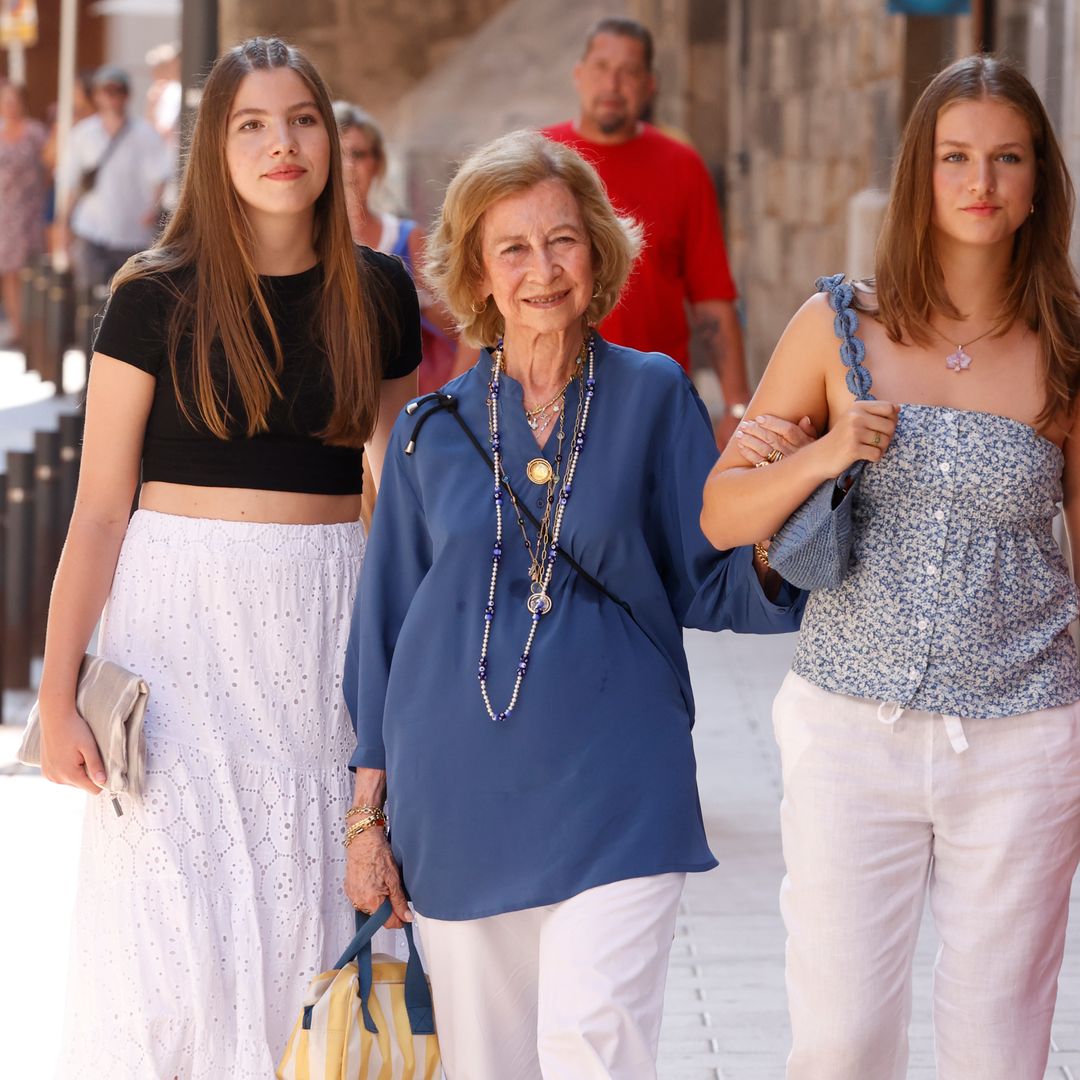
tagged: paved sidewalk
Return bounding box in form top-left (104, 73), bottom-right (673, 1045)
top-left (660, 629), bottom-right (1080, 1079)
top-left (3, 630), bottom-right (1080, 1077)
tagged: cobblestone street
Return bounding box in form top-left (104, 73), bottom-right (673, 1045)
top-left (3, 629), bottom-right (1080, 1077)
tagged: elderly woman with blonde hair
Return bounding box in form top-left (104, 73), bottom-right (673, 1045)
top-left (340, 129), bottom-right (803, 1079)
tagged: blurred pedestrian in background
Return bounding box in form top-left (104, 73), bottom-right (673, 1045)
top-left (0, 81), bottom-right (47, 345)
top-left (56, 65), bottom-right (170, 299)
top-left (36, 37), bottom-right (419, 1076)
top-left (43, 71), bottom-right (93, 255)
top-left (544, 16), bottom-right (752, 444)
top-left (702, 55), bottom-right (1080, 1080)
top-left (343, 129), bottom-right (803, 1080)
top-left (334, 99), bottom-right (461, 394)
top-left (144, 41), bottom-right (182, 221)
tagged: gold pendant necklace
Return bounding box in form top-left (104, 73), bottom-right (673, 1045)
top-left (526, 458), bottom-right (554, 485)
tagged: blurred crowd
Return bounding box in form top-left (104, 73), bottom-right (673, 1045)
top-left (6, 23), bottom-right (748, 420)
top-left (0, 43), bottom-right (181, 346)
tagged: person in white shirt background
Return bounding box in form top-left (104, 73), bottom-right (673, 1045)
top-left (55, 64), bottom-right (171, 299)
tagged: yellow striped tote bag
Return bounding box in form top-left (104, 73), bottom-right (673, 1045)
top-left (277, 900), bottom-right (441, 1080)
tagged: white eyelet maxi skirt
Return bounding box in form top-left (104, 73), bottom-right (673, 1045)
top-left (55, 510), bottom-right (366, 1080)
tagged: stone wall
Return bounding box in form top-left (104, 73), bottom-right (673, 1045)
top-left (721, 1), bottom-right (907, 380)
top-left (220, 0), bottom-right (509, 116)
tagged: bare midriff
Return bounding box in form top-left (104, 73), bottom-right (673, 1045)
top-left (139, 481), bottom-right (363, 525)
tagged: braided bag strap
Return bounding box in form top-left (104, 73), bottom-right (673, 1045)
top-left (814, 273), bottom-right (874, 403)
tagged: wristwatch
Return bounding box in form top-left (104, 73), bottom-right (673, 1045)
top-left (728, 402), bottom-right (749, 420)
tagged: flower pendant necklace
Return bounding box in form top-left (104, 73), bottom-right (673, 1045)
top-left (478, 332), bottom-right (596, 723)
top-left (929, 321), bottom-right (995, 373)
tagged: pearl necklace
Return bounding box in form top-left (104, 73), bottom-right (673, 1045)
top-left (478, 333), bottom-right (596, 723)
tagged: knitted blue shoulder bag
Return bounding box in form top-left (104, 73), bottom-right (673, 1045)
top-left (766, 273), bottom-right (873, 591)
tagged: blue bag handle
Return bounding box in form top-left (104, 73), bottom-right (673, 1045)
top-left (815, 272), bottom-right (875, 493)
top-left (331, 898), bottom-right (437, 1037)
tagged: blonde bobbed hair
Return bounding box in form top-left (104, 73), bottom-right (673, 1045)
top-left (424, 130), bottom-right (642, 347)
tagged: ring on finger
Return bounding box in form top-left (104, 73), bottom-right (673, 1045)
top-left (872, 432), bottom-right (882, 447)
top-left (766, 448), bottom-right (784, 464)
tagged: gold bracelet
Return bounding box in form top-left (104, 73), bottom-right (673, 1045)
top-left (345, 803), bottom-right (384, 821)
top-left (347, 809), bottom-right (387, 830)
top-left (344, 816), bottom-right (387, 847)
top-left (753, 542), bottom-right (770, 568)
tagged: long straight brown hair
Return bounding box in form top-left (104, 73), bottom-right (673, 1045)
top-left (113, 37), bottom-right (384, 447)
top-left (875, 54), bottom-right (1080, 427)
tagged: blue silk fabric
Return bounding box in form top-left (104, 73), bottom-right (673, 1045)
top-left (343, 337), bottom-right (804, 920)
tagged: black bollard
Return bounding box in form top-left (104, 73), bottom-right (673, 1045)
top-left (17, 266), bottom-right (34, 351)
top-left (0, 473), bottom-right (7, 721)
top-left (4, 452), bottom-right (35, 689)
top-left (58, 413), bottom-right (84, 536)
top-left (32, 431), bottom-right (60, 652)
top-left (43, 274), bottom-right (70, 391)
top-left (25, 265), bottom-right (50, 377)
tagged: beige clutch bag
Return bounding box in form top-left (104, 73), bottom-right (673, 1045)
top-left (18, 654), bottom-right (149, 816)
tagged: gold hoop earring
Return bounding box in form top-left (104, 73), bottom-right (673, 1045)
top-left (1029, 203), bottom-right (1036, 217)
top-left (470, 298), bottom-right (488, 315)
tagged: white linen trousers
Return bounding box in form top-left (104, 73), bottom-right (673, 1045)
top-left (773, 671), bottom-right (1080, 1080)
top-left (413, 873), bottom-right (686, 1080)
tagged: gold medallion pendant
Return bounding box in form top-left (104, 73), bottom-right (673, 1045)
top-left (526, 457), bottom-right (553, 485)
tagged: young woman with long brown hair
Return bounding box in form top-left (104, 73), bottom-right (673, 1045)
top-left (702, 56), bottom-right (1080, 1078)
top-left (36, 37), bottom-right (420, 1077)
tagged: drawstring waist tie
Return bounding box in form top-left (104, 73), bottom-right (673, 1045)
top-left (876, 700), bottom-right (969, 754)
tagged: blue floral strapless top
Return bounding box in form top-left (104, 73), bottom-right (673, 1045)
top-left (793, 403), bottom-right (1080, 717)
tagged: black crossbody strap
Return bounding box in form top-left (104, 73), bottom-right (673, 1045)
top-left (86, 120), bottom-right (131, 191)
top-left (404, 393), bottom-right (634, 618)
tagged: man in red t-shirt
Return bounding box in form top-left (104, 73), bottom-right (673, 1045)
top-left (544, 17), bottom-right (751, 441)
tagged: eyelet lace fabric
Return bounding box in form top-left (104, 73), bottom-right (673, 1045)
top-left (55, 510), bottom-right (369, 1079)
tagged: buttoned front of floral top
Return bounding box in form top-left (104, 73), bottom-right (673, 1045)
top-left (793, 403), bottom-right (1080, 717)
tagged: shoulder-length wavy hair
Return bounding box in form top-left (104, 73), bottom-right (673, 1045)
top-left (113, 37), bottom-right (383, 447)
top-left (875, 54), bottom-right (1080, 426)
top-left (424, 129), bottom-right (642, 347)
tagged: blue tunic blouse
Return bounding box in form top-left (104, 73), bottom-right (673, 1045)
top-left (344, 337), bottom-right (804, 920)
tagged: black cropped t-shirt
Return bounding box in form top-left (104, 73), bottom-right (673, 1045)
top-left (92, 245), bottom-right (422, 495)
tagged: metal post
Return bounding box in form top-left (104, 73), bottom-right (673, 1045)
top-left (53, 0), bottom-right (78, 274)
top-left (17, 264), bottom-right (34, 354)
top-left (181, 0), bottom-right (219, 131)
top-left (973, 0), bottom-right (996, 52)
top-left (57, 413), bottom-right (83, 541)
top-left (44, 268), bottom-right (74, 391)
top-left (25, 262), bottom-right (48, 376)
top-left (0, 473), bottom-right (7, 722)
top-left (7, 42), bottom-right (24, 86)
top-left (4, 451), bottom-right (34, 689)
top-left (32, 430), bottom-right (60, 653)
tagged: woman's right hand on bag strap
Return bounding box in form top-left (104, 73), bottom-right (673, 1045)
top-left (809, 400), bottom-right (900, 476)
top-left (38, 702), bottom-right (108, 795)
top-left (344, 767), bottom-right (412, 928)
top-left (345, 830), bottom-right (411, 929)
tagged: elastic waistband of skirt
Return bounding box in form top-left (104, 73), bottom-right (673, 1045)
top-left (124, 508), bottom-right (366, 561)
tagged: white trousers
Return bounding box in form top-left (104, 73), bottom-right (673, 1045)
top-left (773, 672), bottom-right (1080, 1080)
top-left (413, 874), bottom-right (685, 1080)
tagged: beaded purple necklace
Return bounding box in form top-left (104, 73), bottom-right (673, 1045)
top-left (478, 333), bottom-right (596, 723)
